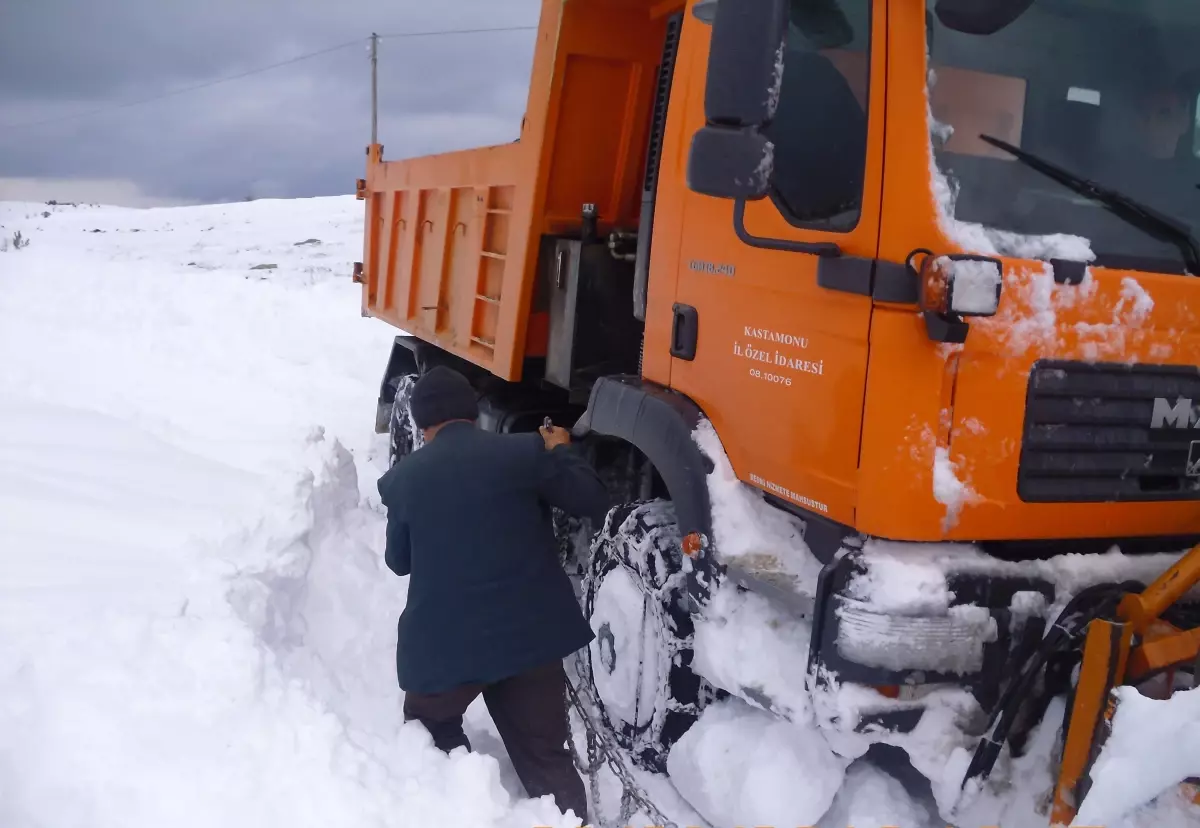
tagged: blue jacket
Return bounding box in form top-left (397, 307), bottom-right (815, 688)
top-left (376, 422), bottom-right (611, 694)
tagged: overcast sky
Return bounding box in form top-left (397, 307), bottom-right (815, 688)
top-left (0, 0), bottom-right (541, 206)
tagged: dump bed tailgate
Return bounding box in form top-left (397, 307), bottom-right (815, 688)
top-left (357, 142), bottom-right (537, 380)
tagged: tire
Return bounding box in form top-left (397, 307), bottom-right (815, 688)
top-left (388, 374), bottom-right (424, 466)
top-left (582, 499), bottom-right (720, 773)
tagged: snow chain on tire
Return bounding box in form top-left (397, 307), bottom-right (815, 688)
top-left (564, 649), bottom-right (680, 828)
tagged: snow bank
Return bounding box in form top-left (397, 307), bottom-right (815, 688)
top-left (0, 394), bottom-right (266, 624)
top-left (946, 689), bottom-right (1200, 828)
top-left (0, 197), bottom-right (585, 828)
top-left (667, 697), bottom-right (848, 828)
top-left (1073, 687), bottom-right (1200, 827)
top-left (0, 413), bottom-right (580, 827)
top-left (0, 197), bottom-right (398, 490)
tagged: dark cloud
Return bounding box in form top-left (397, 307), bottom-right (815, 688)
top-left (0, 0), bottom-right (540, 203)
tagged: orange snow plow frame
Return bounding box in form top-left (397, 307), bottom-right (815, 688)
top-left (1051, 544), bottom-right (1200, 826)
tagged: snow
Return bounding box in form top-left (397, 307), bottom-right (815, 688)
top-left (666, 697), bottom-right (848, 828)
top-left (945, 688), bottom-right (1200, 828)
top-left (1117, 275), bottom-right (1156, 321)
top-left (904, 419), bottom-right (980, 533)
top-left (1069, 275), bottom-right (1160, 363)
top-left (691, 419), bottom-right (823, 594)
top-left (924, 87), bottom-right (1094, 262)
top-left (0, 197), bottom-right (582, 828)
top-left (587, 563), bottom-right (662, 729)
top-left (691, 581), bottom-right (814, 723)
top-left (843, 539), bottom-right (1195, 620)
top-left (1073, 686), bottom-right (1200, 827)
top-left (969, 263), bottom-right (1160, 365)
top-left (751, 140), bottom-right (775, 193)
top-left (932, 445), bottom-right (976, 531)
top-left (766, 39), bottom-right (785, 119)
top-left (844, 545), bottom-right (959, 616)
top-left (946, 696), bottom-right (1068, 828)
top-left (941, 256), bottom-right (1002, 314)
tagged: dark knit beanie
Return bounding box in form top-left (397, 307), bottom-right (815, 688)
top-left (408, 366), bottom-right (479, 429)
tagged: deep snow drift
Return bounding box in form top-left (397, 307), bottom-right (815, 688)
top-left (0, 198), bottom-right (580, 828)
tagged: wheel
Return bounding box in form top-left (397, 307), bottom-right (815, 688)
top-left (582, 499), bottom-right (720, 773)
top-left (388, 374), bottom-right (424, 466)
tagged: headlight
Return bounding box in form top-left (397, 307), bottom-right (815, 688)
top-left (834, 599), bottom-right (998, 676)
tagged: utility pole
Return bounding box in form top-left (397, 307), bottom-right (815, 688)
top-left (369, 32), bottom-right (379, 145)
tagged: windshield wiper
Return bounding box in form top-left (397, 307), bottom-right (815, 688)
top-left (979, 133), bottom-right (1200, 275)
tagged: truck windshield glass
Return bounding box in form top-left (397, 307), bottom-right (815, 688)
top-left (927, 0), bottom-right (1200, 274)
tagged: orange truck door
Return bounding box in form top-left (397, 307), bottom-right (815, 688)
top-left (658, 0), bottom-right (886, 528)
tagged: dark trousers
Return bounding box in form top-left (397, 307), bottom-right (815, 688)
top-left (402, 659), bottom-right (588, 824)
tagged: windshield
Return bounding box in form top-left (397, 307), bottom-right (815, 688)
top-left (927, 0), bottom-right (1200, 274)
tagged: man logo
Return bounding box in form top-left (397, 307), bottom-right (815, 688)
top-left (1151, 397), bottom-right (1200, 429)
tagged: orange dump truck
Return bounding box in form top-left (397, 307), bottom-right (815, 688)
top-left (356, 0), bottom-right (1200, 822)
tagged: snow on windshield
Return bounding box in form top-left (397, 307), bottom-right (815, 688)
top-left (926, 101), bottom-right (1095, 263)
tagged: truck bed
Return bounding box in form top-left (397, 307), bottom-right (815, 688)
top-left (356, 0), bottom-right (681, 381)
top-left (359, 142), bottom-right (527, 375)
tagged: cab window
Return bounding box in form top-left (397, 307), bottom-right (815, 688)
top-left (764, 0), bottom-right (872, 233)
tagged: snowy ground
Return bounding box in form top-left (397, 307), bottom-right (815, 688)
top-left (0, 196), bottom-right (1195, 828)
top-left (0, 197), bottom-right (583, 828)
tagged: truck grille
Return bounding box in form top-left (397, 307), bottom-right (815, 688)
top-left (1018, 360), bottom-right (1200, 502)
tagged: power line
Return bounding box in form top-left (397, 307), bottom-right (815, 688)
top-left (0, 24), bottom-right (536, 133)
top-left (377, 24), bottom-right (535, 40)
top-left (2, 39), bottom-right (362, 132)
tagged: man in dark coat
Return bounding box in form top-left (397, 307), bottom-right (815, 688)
top-left (376, 365), bottom-right (610, 825)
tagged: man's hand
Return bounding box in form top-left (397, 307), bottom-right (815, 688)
top-left (539, 424), bottom-right (571, 450)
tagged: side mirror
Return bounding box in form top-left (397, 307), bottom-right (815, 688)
top-left (933, 0), bottom-right (1035, 35)
top-left (692, 0), bottom-right (717, 24)
top-left (687, 0), bottom-right (787, 200)
top-left (910, 251), bottom-right (1004, 344)
top-left (704, 0), bottom-right (788, 126)
top-left (686, 127), bottom-right (774, 201)
top-left (918, 253), bottom-right (1004, 317)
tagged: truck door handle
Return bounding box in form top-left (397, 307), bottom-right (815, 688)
top-left (670, 303), bottom-right (698, 361)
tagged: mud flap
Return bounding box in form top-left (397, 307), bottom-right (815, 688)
top-left (1051, 619), bottom-right (1130, 826)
